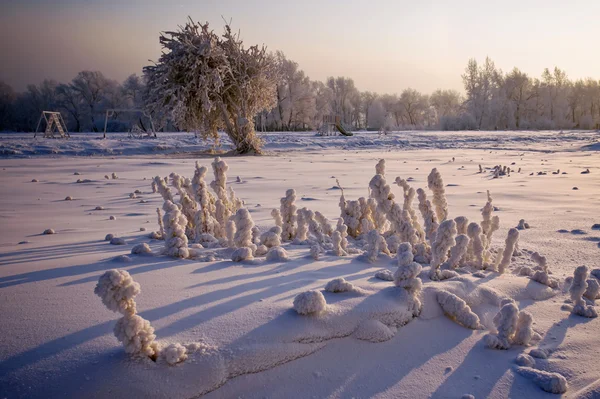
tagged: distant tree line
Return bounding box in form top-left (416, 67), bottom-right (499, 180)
top-left (1, 56), bottom-right (599, 132)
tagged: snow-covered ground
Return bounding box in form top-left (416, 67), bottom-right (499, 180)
top-left (1, 129), bottom-right (599, 158)
top-left (1, 130), bottom-right (599, 398)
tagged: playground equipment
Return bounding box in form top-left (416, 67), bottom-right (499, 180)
top-left (103, 109), bottom-right (157, 139)
top-left (317, 115), bottom-right (353, 136)
top-left (34, 111), bottom-right (70, 139)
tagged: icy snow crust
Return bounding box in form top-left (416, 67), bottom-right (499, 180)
top-left (1, 135), bottom-right (600, 398)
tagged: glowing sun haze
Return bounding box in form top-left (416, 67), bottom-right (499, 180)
top-left (1, 0), bottom-right (598, 93)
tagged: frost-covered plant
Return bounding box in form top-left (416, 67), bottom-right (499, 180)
top-left (314, 211), bottom-right (333, 237)
top-left (375, 269), bottom-right (394, 281)
top-left (95, 270), bottom-right (159, 359)
top-left (162, 200), bottom-right (189, 258)
top-left (131, 243), bottom-right (152, 255)
top-left (443, 234), bottom-right (469, 269)
top-left (325, 278), bottom-right (355, 293)
top-left (570, 265), bottom-right (598, 318)
top-left (368, 174), bottom-right (395, 225)
top-left (192, 162), bottom-right (218, 236)
top-left (530, 252), bottom-right (559, 288)
top-left (280, 189), bottom-right (297, 241)
top-left (293, 290), bottom-right (326, 315)
top-left (454, 216), bottom-right (469, 235)
top-left (430, 219), bottom-right (457, 280)
top-left (143, 19), bottom-right (277, 154)
top-left (584, 279), bottom-right (600, 302)
top-left (395, 177), bottom-right (425, 240)
top-left (514, 367), bottom-right (568, 394)
top-left (435, 290), bottom-right (481, 329)
top-left (467, 222), bottom-right (485, 269)
top-left (417, 188), bottom-right (439, 240)
top-left (265, 246), bottom-right (288, 262)
top-left (226, 220), bottom-right (236, 248)
top-left (365, 229), bottom-right (391, 263)
top-left (231, 246), bottom-right (253, 262)
top-left (375, 159), bottom-right (385, 176)
top-left (485, 301), bottom-right (519, 349)
top-left (394, 243), bottom-right (423, 308)
top-left (232, 208), bottom-right (254, 248)
top-left (153, 176), bottom-right (174, 202)
top-left (294, 208), bottom-right (309, 243)
top-left (310, 244), bottom-right (322, 260)
top-left (332, 231), bottom-right (348, 256)
top-left (513, 311), bottom-right (534, 346)
top-left (271, 208), bottom-right (283, 228)
top-left (260, 226), bottom-right (282, 248)
top-left (94, 269), bottom-right (140, 315)
top-left (162, 343), bottom-right (188, 365)
top-left (495, 228), bottom-right (519, 274)
top-left (210, 157), bottom-right (242, 214)
top-left (427, 168), bottom-right (448, 222)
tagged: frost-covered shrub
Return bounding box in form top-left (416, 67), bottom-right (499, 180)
top-left (155, 208), bottom-right (165, 240)
top-left (485, 301), bottom-right (519, 349)
top-left (395, 177), bottom-right (425, 241)
top-left (43, 228), bottom-right (56, 235)
top-left (254, 244), bottom-right (268, 256)
top-left (293, 290), bottom-right (326, 315)
top-left (131, 243), bottom-right (152, 255)
top-left (435, 290), bottom-right (481, 329)
top-left (280, 189), bottom-right (297, 241)
top-left (324, 278), bottom-right (355, 293)
top-left (162, 200), bottom-right (189, 258)
top-left (515, 367), bottom-right (568, 394)
top-left (394, 243), bottom-right (423, 305)
top-left (294, 208), bottom-right (309, 243)
top-left (226, 220), bottom-right (236, 248)
top-left (570, 265), bottom-right (598, 318)
top-left (480, 191), bottom-right (500, 246)
top-left (427, 168), bottom-right (448, 222)
top-left (365, 229), bottom-right (391, 262)
top-left (265, 246), bottom-right (288, 262)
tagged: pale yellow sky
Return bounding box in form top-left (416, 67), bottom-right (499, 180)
top-left (1, 0), bottom-right (599, 93)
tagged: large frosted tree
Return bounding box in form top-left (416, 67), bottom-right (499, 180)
top-left (144, 19), bottom-right (277, 154)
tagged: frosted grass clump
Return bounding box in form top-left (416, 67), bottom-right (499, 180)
top-left (430, 219), bottom-right (457, 280)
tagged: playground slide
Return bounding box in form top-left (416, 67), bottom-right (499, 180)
top-left (335, 123), bottom-right (354, 136)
